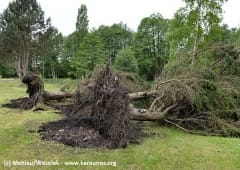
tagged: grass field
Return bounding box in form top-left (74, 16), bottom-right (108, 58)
top-left (0, 78), bottom-right (240, 170)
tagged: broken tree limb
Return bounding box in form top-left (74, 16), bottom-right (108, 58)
top-left (129, 104), bottom-right (171, 121)
top-left (130, 108), bottom-right (166, 121)
top-left (128, 90), bottom-right (157, 100)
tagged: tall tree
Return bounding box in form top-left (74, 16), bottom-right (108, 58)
top-left (96, 23), bottom-right (133, 62)
top-left (134, 13), bottom-right (169, 80)
top-left (71, 32), bottom-right (107, 78)
top-left (76, 4), bottom-right (88, 33)
top-left (114, 47), bottom-right (138, 73)
top-left (60, 4), bottom-right (89, 77)
top-left (168, 0), bottom-right (227, 64)
top-left (35, 27), bottom-right (64, 78)
top-left (0, 0), bottom-right (50, 79)
top-left (74, 4), bottom-right (89, 48)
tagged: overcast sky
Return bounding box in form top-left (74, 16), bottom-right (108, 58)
top-left (1, 0), bottom-right (240, 36)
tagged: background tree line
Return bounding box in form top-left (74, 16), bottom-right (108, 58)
top-left (0, 0), bottom-right (239, 81)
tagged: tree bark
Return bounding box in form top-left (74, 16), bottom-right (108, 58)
top-left (14, 41), bottom-right (29, 80)
top-left (128, 90), bottom-right (157, 100)
top-left (43, 91), bottom-right (75, 101)
top-left (129, 107), bottom-right (166, 121)
top-left (129, 103), bottom-right (178, 121)
top-left (41, 90), bottom-right (155, 101)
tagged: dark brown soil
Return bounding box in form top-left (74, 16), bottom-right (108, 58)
top-left (38, 118), bottom-right (145, 149)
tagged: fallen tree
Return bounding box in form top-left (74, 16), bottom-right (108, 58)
top-left (129, 44), bottom-right (240, 136)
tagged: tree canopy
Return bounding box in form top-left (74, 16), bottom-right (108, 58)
top-left (134, 13), bottom-right (169, 80)
top-left (0, 0), bottom-right (50, 79)
top-left (168, 0), bottom-right (227, 63)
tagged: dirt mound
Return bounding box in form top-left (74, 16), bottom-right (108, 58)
top-left (38, 119), bottom-right (144, 149)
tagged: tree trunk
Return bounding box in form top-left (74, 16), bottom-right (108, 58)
top-left (191, 4), bottom-right (201, 65)
top-left (15, 41), bottom-right (29, 79)
top-left (41, 90), bottom-right (156, 101)
top-left (129, 103), bottom-right (179, 121)
top-left (43, 91), bottom-right (75, 101)
top-left (128, 90), bottom-right (157, 100)
top-left (129, 106), bottom-right (166, 121)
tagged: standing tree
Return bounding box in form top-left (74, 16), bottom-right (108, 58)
top-left (74, 4), bottom-right (89, 50)
top-left (76, 4), bottom-right (88, 33)
top-left (71, 32), bottom-right (107, 78)
top-left (35, 27), bottom-right (64, 78)
top-left (0, 0), bottom-right (50, 79)
top-left (168, 0), bottom-right (227, 63)
top-left (96, 23), bottom-right (133, 62)
top-left (114, 47), bottom-right (138, 73)
top-left (61, 4), bottom-right (89, 78)
top-left (134, 13), bottom-right (169, 80)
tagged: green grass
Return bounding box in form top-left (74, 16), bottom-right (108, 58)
top-left (0, 78), bottom-right (240, 170)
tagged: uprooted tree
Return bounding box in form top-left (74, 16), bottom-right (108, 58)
top-left (130, 44), bottom-right (240, 136)
top-left (63, 44), bottom-right (240, 137)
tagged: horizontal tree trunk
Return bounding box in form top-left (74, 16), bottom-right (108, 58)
top-left (129, 102), bottom-right (178, 121)
top-left (43, 91), bottom-right (75, 101)
top-left (129, 107), bottom-right (166, 121)
top-left (42, 91), bottom-right (168, 121)
top-left (42, 90), bottom-right (154, 101)
top-left (128, 90), bottom-right (157, 100)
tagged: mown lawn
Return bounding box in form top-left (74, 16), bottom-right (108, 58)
top-left (0, 78), bottom-right (240, 170)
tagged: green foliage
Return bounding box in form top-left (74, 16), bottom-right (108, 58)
top-left (164, 47), bottom-right (240, 121)
top-left (71, 32), bottom-right (107, 78)
top-left (0, 0), bottom-right (50, 78)
top-left (168, 0), bottom-right (227, 61)
top-left (76, 4), bottom-right (88, 33)
top-left (114, 47), bottom-right (138, 73)
top-left (34, 27), bottom-right (64, 78)
top-left (74, 4), bottom-right (89, 48)
top-left (211, 44), bottom-right (240, 75)
top-left (60, 4), bottom-right (89, 78)
top-left (96, 23), bottom-right (133, 62)
top-left (0, 63), bottom-right (17, 78)
top-left (134, 13), bottom-right (169, 80)
top-left (219, 25), bottom-right (240, 47)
